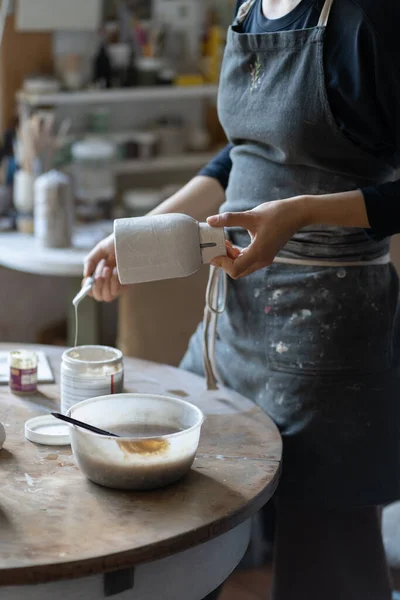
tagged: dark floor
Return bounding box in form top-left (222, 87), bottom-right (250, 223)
top-left (220, 567), bottom-right (400, 600)
top-left (221, 568), bottom-right (272, 600)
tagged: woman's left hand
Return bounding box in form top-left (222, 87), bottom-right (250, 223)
top-left (208, 196), bottom-right (307, 279)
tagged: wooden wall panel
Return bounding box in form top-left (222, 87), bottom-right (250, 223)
top-left (0, 14), bottom-right (53, 130)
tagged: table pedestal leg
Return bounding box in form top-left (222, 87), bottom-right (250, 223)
top-left (67, 279), bottom-right (100, 347)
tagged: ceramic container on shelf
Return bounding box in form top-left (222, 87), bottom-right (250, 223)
top-left (135, 57), bottom-right (164, 86)
top-left (71, 138), bottom-right (116, 203)
top-left (155, 118), bottom-right (186, 156)
top-left (34, 170), bottom-right (74, 248)
top-left (13, 170), bottom-right (35, 214)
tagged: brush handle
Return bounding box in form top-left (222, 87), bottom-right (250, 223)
top-left (72, 276), bottom-right (95, 306)
top-left (51, 412), bottom-right (119, 437)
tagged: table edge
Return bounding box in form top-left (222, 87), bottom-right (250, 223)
top-left (0, 463), bottom-right (280, 586)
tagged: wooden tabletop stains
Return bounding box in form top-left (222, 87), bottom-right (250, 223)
top-left (0, 344), bottom-right (282, 585)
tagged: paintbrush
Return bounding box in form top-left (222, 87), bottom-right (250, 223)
top-left (51, 412), bottom-right (119, 437)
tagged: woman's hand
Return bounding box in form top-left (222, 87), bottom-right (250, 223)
top-left (207, 189), bottom-right (371, 279)
top-left (83, 234), bottom-right (123, 302)
top-left (207, 197), bottom-right (307, 279)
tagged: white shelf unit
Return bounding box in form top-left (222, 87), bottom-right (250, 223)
top-left (115, 152), bottom-right (216, 175)
top-left (17, 84), bottom-right (220, 175)
top-left (17, 85), bottom-right (219, 107)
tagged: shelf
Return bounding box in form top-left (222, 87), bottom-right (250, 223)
top-left (114, 153), bottom-right (215, 174)
top-left (17, 85), bottom-right (219, 107)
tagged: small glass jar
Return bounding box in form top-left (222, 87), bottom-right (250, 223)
top-left (60, 346), bottom-right (124, 414)
top-left (9, 350), bottom-right (38, 395)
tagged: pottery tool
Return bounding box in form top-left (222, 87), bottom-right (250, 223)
top-left (51, 412), bottom-right (119, 437)
top-left (72, 276), bottom-right (95, 347)
top-left (73, 276), bottom-right (95, 308)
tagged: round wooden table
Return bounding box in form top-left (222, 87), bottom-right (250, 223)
top-left (0, 344), bottom-right (282, 600)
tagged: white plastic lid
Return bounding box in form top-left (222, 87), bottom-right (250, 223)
top-left (25, 415), bottom-right (70, 446)
top-left (130, 131), bottom-right (158, 145)
top-left (136, 57), bottom-right (164, 71)
top-left (72, 139), bottom-right (116, 161)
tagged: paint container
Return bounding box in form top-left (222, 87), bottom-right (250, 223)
top-left (9, 350), bottom-right (38, 395)
top-left (128, 131), bottom-right (159, 160)
top-left (60, 346), bottom-right (124, 414)
top-left (135, 57), bottom-right (163, 86)
top-left (155, 118), bottom-right (185, 156)
top-left (13, 170), bottom-right (35, 214)
top-left (71, 139), bottom-right (116, 202)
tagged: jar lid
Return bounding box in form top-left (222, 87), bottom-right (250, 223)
top-left (62, 345), bottom-right (123, 366)
top-left (135, 57), bottom-right (164, 71)
top-left (72, 139), bottom-right (116, 160)
top-left (25, 415), bottom-right (70, 446)
top-left (130, 131), bottom-right (158, 144)
top-left (23, 76), bottom-right (61, 95)
top-left (10, 350), bottom-right (38, 369)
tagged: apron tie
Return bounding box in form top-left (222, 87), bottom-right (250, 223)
top-left (202, 266), bottom-right (227, 390)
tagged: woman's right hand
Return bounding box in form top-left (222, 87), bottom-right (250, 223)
top-left (83, 234), bottom-right (123, 303)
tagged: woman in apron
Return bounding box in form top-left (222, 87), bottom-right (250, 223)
top-left (84, 0), bottom-right (400, 597)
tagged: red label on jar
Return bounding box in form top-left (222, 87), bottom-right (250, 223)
top-left (10, 367), bottom-right (38, 393)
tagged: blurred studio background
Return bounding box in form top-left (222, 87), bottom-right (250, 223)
top-left (0, 0), bottom-right (234, 364)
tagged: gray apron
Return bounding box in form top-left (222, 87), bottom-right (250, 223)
top-left (181, 0), bottom-right (400, 507)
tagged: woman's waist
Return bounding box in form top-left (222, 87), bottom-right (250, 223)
top-left (227, 227), bottom-right (391, 264)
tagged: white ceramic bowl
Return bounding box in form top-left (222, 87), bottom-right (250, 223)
top-left (67, 393), bottom-right (204, 490)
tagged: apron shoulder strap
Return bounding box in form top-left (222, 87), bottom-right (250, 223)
top-left (317, 0), bottom-right (335, 27)
top-left (236, 0), bottom-right (257, 25)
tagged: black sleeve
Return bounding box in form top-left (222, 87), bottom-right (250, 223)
top-left (358, 0), bottom-right (400, 239)
top-left (362, 181), bottom-right (400, 239)
top-left (198, 144), bottom-right (233, 190)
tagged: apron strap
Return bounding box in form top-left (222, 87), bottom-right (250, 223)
top-left (236, 0), bottom-right (257, 25)
top-left (202, 266), bottom-right (227, 390)
top-left (317, 0), bottom-right (335, 27)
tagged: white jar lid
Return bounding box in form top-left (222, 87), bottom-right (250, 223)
top-left (72, 139), bottom-right (116, 161)
top-left (25, 415), bottom-right (70, 446)
top-left (108, 43), bottom-right (131, 68)
top-left (130, 131), bottom-right (158, 145)
top-left (135, 57), bottom-right (164, 72)
top-left (23, 76), bottom-right (61, 95)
